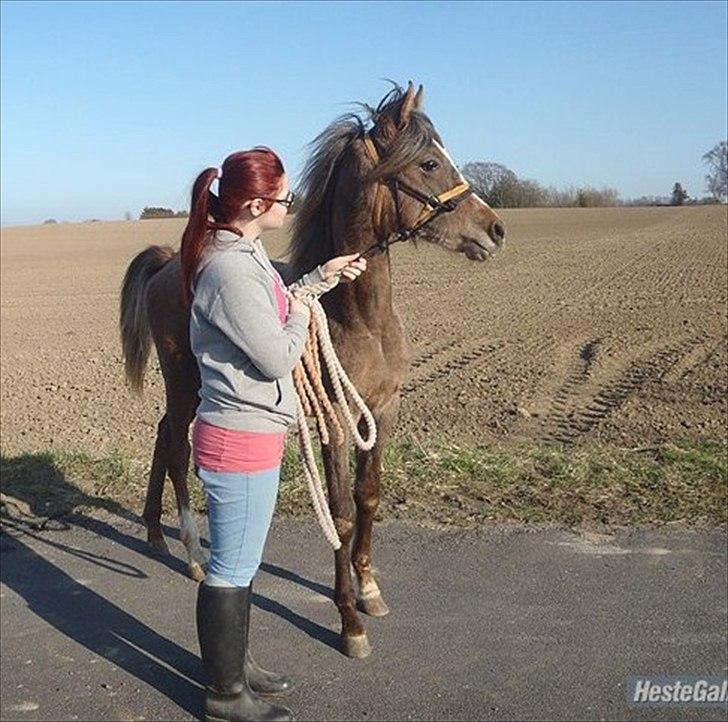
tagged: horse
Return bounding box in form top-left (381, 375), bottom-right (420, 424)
top-left (119, 81), bottom-right (506, 658)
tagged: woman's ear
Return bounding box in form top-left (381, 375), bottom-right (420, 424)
top-left (249, 198), bottom-right (265, 217)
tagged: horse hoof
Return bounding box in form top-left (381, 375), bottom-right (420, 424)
top-left (357, 595), bottom-right (390, 617)
top-left (189, 561), bottom-right (207, 583)
top-left (341, 634), bottom-right (371, 658)
top-left (148, 537), bottom-right (171, 556)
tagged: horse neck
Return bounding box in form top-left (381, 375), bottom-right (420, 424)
top-left (329, 215), bottom-right (395, 332)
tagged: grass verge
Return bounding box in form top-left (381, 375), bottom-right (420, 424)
top-left (1, 437), bottom-right (726, 529)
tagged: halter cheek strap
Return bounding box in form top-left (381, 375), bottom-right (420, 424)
top-left (361, 131), bottom-right (471, 258)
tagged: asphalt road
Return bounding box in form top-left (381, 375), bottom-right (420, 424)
top-left (1, 512), bottom-right (726, 721)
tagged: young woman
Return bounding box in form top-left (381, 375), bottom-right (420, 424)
top-left (181, 147), bottom-right (367, 722)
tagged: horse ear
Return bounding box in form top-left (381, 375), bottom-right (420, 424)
top-left (397, 80), bottom-right (417, 129)
top-left (414, 84), bottom-right (425, 109)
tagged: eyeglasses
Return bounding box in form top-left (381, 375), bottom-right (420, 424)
top-left (260, 190), bottom-right (296, 209)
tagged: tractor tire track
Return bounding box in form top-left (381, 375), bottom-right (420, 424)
top-left (540, 334), bottom-right (710, 444)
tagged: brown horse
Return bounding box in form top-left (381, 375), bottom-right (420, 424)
top-left (119, 81), bottom-right (505, 658)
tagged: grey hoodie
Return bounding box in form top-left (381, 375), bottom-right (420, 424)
top-left (190, 229), bottom-right (325, 433)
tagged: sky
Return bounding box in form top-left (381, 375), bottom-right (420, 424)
top-left (1, 0), bottom-right (726, 226)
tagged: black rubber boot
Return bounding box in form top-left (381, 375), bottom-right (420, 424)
top-left (196, 584), bottom-right (294, 722)
top-left (246, 580), bottom-right (294, 696)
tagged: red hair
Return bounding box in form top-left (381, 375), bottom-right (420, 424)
top-left (180, 147), bottom-right (285, 305)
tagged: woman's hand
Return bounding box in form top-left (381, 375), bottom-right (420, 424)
top-left (320, 253), bottom-right (367, 284)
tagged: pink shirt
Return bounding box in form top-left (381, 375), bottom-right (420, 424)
top-left (193, 270), bottom-right (291, 473)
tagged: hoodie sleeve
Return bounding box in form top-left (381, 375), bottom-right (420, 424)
top-left (286, 264), bottom-right (326, 291)
top-left (208, 270), bottom-right (310, 380)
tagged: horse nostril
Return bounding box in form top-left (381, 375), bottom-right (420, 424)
top-left (490, 220), bottom-right (506, 247)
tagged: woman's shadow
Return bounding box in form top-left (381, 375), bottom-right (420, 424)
top-left (1, 450), bottom-right (342, 669)
top-left (1, 529), bottom-right (204, 719)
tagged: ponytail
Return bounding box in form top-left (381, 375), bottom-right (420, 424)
top-left (178, 168), bottom-right (246, 306)
top-left (180, 168), bottom-right (217, 306)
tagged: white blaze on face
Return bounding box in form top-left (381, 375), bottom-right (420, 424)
top-left (433, 139), bottom-right (493, 210)
top-left (433, 139), bottom-right (465, 182)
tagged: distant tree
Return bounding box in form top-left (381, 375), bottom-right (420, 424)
top-left (671, 182), bottom-right (689, 206)
top-left (576, 186), bottom-right (620, 207)
top-left (702, 141), bottom-right (727, 202)
top-left (140, 207), bottom-right (175, 219)
top-left (544, 185), bottom-right (578, 207)
top-left (124, 211), bottom-right (133, 221)
top-left (42, 218), bottom-right (58, 224)
top-left (460, 161), bottom-right (518, 207)
top-left (174, 210), bottom-right (190, 218)
top-left (515, 178), bottom-right (549, 207)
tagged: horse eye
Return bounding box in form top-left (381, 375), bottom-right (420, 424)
top-left (420, 159), bottom-right (439, 172)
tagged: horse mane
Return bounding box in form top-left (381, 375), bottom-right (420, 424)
top-left (287, 113), bottom-right (365, 278)
top-left (287, 83), bottom-right (440, 278)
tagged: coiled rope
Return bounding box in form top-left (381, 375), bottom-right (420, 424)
top-left (288, 269), bottom-right (377, 550)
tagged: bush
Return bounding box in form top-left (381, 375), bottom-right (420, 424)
top-left (140, 207), bottom-right (175, 219)
top-left (460, 161), bottom-right (621, 208)
top-left (576, 186), bottom-right (620, 207)
top-left (139, 207), bottom-right (189, 219)
top-left (622, 196), bottom-right (669, 207)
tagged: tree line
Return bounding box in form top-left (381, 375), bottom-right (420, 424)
top-left (131, 140), bottom-right (728, 216)
top-left (139, 207), bottom-right (190, 219)
top-left (459, 140), bottom-right (727, 208)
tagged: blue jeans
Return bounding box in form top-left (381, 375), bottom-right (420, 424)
top-left (195, 465), bottom-right (281, 587)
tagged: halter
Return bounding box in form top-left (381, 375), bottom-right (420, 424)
top-left (360, 132), bottom-right (472, 258)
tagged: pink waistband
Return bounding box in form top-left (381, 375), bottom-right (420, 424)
top-left (192, 417), bottom-right (286, 473)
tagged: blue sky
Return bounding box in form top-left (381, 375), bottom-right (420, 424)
top-left (1, 0), bottom-right (726, 225)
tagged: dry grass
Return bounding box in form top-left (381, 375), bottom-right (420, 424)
top-left (1, 438), bottom-right (725, 530)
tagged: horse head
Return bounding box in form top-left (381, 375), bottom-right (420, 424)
top-left (363, 81), bottom-right (506, 262)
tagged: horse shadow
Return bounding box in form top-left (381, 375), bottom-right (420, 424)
top-left (0, 451), bottom-right (343, 656)
top-left (0, 450), bottom-right (190, 576)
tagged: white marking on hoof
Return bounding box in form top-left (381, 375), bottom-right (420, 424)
top-left (188, 561), bottom-right (207, 583)
top-left (342, 634), bottom-right (372, 659)
top-left (179, 507), bottom-right (207, 572)
top-left (357, 593), bottom-right (390, 617)
top-left (357, 579), bottom-right (381, 600)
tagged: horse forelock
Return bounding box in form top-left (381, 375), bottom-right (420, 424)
top-left (369, 111), bottom-right (439, 181)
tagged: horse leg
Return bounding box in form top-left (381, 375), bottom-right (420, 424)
top-left (321, 422), bottom-right (370, 658)
top-left (142, 414), bottom-right (171, 555)
top-left (166, 393), bottom-right (207, 582)
top-left (352, 395), bottom-right (400, 618)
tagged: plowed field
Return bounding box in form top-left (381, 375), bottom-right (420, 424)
top-left (1, 206), bottom-right (726, 461)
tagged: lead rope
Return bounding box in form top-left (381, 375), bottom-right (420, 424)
top-left (287, 269), bottom-right (377, 550)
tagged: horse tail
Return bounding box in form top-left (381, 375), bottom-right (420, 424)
top-left (119, 244), bottom-right (176, 395)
